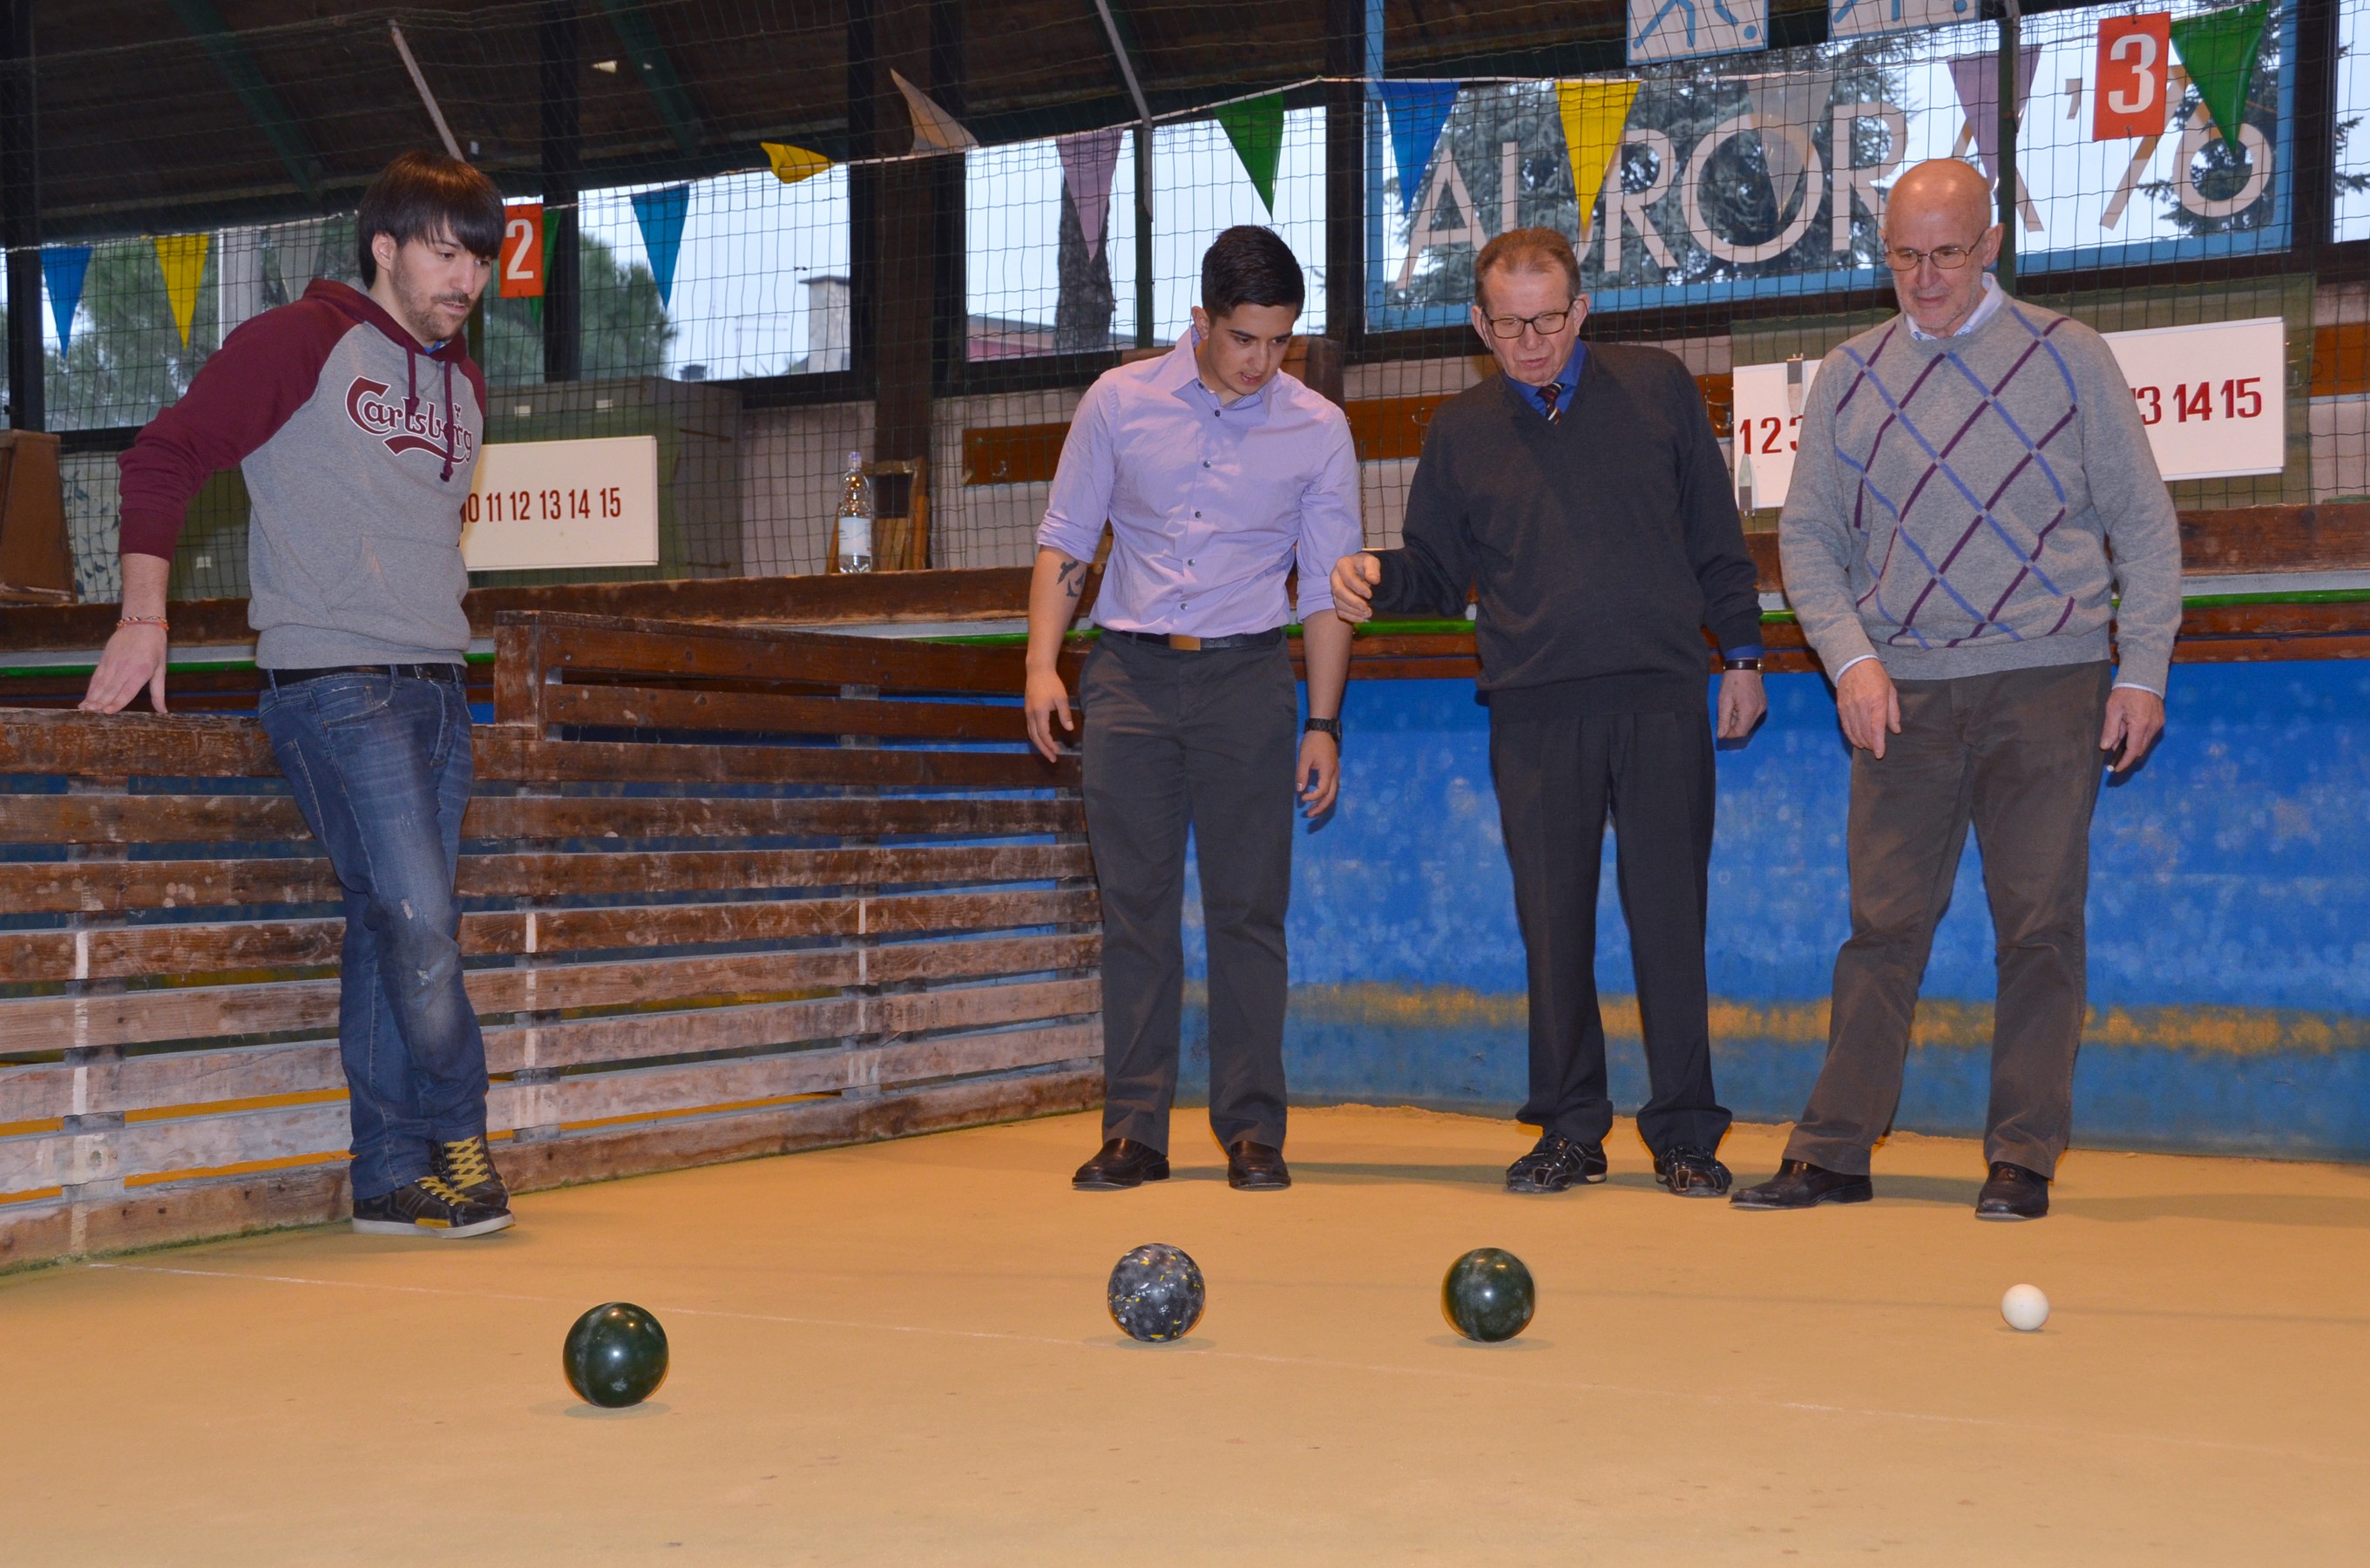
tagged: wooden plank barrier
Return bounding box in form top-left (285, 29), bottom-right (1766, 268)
top-left (0, 613), bottom-right (1101, 1269)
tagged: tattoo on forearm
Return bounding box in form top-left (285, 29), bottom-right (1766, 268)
top-left (1056, 559), bottom-right (1084, 599)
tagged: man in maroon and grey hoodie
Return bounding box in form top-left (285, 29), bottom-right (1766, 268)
top-left (80, 152), bottom-right (514, 1239)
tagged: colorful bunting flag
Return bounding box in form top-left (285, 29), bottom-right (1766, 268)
top-left (1056, 128), bottom-right (1126, 264)
top-left (892, 71), bottom-right (978, 152)
top-left (42, 246), bottom-right (91, 355)
top-left (762, 143), bottom-right (835, 186)
top-left (154, 234), bottom-right (210, 350)
top-left (630, 185), bottom-right (691, 307)
top-left (2169, 2), bottom-right (2269, 148)
top-left (1377, 82), bottom-right (1461, 216)
top-left (1555, 79), bottom-right (1641, 237)
top-left (1214, 93), bottom-right (1286, 213)
top-left (1947, 47), bottom-right (2042, 185)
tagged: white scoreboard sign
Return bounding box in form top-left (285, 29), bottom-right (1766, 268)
top-left (460, 435), bottom-right (660, 571)
top-left (1732, 315), bottom-right (2287, 510)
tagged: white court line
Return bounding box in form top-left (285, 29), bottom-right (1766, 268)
top-left (86, 1260), bottom-right (2367, 1469)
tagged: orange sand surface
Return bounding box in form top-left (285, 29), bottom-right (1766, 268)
top-left (4, 1105), bottom-right (2367, 1565)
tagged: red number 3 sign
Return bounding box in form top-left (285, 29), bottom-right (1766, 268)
top-left (2093, 13), bottom-right (2171, 141)
top-left (499, 203), bottom-right (545, 300)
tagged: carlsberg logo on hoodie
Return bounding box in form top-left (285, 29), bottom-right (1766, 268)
top-left (119, 279), bottom-right (490, 669)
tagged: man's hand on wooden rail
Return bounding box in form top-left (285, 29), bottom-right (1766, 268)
top-left (79, 553), bottom-right (173, 715)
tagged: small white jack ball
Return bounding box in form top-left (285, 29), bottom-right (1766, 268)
top-left (2001, 1283), bottom-right (2050, 1332)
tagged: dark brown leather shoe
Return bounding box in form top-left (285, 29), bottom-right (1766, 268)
top-left (1073, 1139), bottom-right (1169, 1190)
top-left (1226, 1140), bottom-right (1290, 1190)
top-left (1729, 1159), bottom-right (1873, 1210)
top-left (1975, 1160), bottom-right (2049, 1221)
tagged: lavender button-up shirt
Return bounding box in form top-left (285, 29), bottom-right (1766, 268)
top-left (1035, 330), bottom-right (1362, 637)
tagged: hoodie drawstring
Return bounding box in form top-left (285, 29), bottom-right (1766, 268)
top-left (404, 346), bottom-right (418, 424)
top-left (440, 357), bottom-right (455, 483)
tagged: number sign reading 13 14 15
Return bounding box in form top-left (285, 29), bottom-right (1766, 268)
top-left (460, 435), bottom-right (660, 571)
top-left (1730, 314), bottom-right (2287, 512)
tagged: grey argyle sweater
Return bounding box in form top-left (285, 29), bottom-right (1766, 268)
top-left (1778, 295), bottom-right (2183, 693)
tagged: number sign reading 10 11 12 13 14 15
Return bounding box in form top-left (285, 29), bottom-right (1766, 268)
top-left (460, 435), bottom-right (660, 572)
top-left (1730, 315), bottom-right (2287, 512)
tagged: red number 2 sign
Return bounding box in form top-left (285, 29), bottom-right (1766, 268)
top-left (499, 204), bottom-right (545, 299)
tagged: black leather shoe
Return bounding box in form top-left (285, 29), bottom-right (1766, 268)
top-left (1505, 1133), bottom-right (1607, 1193)
top-left (1975, 1160), bottom-right (2049, 1221)
top-left (1226, 1140), bottom-right (1290, 1191)
top-left (1653, 1144), bottom-right (1733, 1198)
top-left (1072, 1139), bottom-right (1170, 1190)
top-left (1729, 1159), bottom-right (1874, 1210)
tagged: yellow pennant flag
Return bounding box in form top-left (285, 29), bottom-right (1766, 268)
top-left (761, 142), bottom-right (834, 186)
top-left (154, 233), bottom-right (210, 348)
top-left (1556, 80), bottom-right (1642, 238)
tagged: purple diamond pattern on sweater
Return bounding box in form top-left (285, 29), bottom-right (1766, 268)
top-left (1827, 302), bottom-right (2085, 651)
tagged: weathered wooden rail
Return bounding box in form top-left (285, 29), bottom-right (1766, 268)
top-left (0, 613), bottom-right (1100, 1269)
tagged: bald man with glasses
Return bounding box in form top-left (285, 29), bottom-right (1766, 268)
top-left (1731, 159), bottom-right (2182, 1221)
top-left (1333, 226), bottom-right (1764, 1198)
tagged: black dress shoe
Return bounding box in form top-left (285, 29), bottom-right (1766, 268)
top-left (1505, 1133), bottom-right (1607, 1193)
top-left (1729, 1159), bottom-right (1874, 1210)
top-left (1073, 1139), bottom-right (1170, 1190)
top-left (1226, 1140), bottom-right (1290, 1190)
top-left (1975, 1160), bottom-right (2049, 1221)
top-left (1653, 1144), bottom-right (1733, 1198)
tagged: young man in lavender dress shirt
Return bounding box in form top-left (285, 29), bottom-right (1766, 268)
top-left (1023, 227), bottom-right (1360, 1192)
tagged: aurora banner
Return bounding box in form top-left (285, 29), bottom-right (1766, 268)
top-left (1370, 0), bottom-right (2295, 328)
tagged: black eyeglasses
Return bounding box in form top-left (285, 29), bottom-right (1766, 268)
top-left (1480, 304), bottom-right (1580, 339)
top-left (1883, 240), bottom-right (1985, 272)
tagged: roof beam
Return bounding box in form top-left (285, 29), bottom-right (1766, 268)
top-left (592, 0), bottom-right (703, 154)
top-left (167, 0), bottom-right (322, 206)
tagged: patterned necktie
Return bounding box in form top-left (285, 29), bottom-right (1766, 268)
top-left (1539, 382), bottom-right (1564, 424)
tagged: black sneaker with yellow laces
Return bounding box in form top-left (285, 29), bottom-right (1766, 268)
top-left (351, 1173), bottom-right (514, 1239)
top-left (437, 1134), bottom-right (511, 1210)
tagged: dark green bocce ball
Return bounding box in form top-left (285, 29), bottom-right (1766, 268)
top-left (564, 1301), bottom-right (670, 1407)
top-left (1442, 1247), bottom-right (1535, 1343)
top-left (1107, 1243), bottom-right (1206, 1342)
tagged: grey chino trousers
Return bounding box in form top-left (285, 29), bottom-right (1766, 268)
top-left (1080, 632), bottom-right (1299, 1153)
top-left (1785, 659), bottom-right (2114, 1179)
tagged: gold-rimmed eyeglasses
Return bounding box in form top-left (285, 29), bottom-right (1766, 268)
top-left (1883, 240), bottom-right (1986, 272)
top-left (1480, 304), bottom-right (1580, 339)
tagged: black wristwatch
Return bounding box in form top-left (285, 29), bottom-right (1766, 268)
top-left (1304, 717), bottom-right (1342, 743)
top-left (1723, 656), bottom-right (1764, 672)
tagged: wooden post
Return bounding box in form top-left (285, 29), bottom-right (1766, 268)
top-left (1324, 0), bottom-right (1366, 355)
top-left (1994, 0), bottom-right (2020, 294)
top-left (1, 1), bottom-right (42, 432)
top-left (2290, 0), bottom-right (2341, 250)
top-left (539, 2), bottom-right (581, 383)
top-left (850, 0), bottom-right (956, 492)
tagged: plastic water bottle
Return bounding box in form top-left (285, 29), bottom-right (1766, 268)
top-left (836, 451), bottom-right (874, 573)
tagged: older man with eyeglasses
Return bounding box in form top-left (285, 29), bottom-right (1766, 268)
top-left (1331, 227), bottom-right (1764, 1198)
top-left (1730, 159), bottom-right (2182, 1221)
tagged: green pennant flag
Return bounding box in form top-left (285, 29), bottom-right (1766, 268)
top-left (1214, 93), bottom-right (1286, 213)
top-left (2170, 2), bottom-right (2271, 148)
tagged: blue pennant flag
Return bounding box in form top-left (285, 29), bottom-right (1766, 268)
top-left (629, 185), bottom-right (691, 307)
top-left (1376, 81), bottom-right (1461, 216)
top-left (42, 245), bottom-right (91, 354)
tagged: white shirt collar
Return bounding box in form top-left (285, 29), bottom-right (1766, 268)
top-left (1906, 273), bottom-right (2007, 341)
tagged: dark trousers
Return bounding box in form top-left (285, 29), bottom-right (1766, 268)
top-left (257, 669), bottom-right (489, 1200)
top-left (1489, 706), bottom-right (1731, 1154)
top-left (1080, 634), bottom-right (1298, 1152)
top-left (1785, 660), bottom-right (2113, 1179)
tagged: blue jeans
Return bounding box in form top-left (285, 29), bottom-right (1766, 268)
top-left (258, 669), bottom-right (489, 1200)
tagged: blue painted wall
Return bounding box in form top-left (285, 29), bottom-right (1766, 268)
top-left (1165, 661), bottom-right (2370, 1160)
